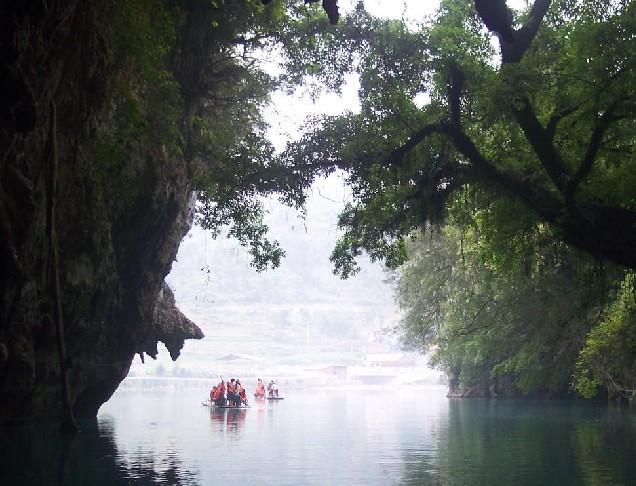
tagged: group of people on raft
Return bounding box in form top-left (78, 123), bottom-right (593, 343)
top-left (210, 378), bottom-right (279, 407)
top-left (254, 378), bottom-right (279, 399)
top-left (210, 378), bottom-right (249, 407)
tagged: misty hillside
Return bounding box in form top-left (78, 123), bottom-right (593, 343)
top-left (140, 177), bottom-right (401, 375)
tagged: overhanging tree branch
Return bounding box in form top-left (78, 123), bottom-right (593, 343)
top-left (566, 102), bottom-right (620, 204)
top-left (474, 0), bottom-right (552, 63)
top-left (440, 124), bottom-right (562, 220)
top-left (450, 297), bottom-right (496, 337)
top-left (501, 0), bottom-right (552, 64)
top-left (546, 106), bottom-right (578, 142)
top-left (385, 116), bottom-right (636, 268)
top-left (446, 63), bottom-right (465, 127)
top-left (388, 122), bottom-right (448, 165)
top-left (512, 98), bottom-right (570, 194)
top-left (387, 120), bottom-right (562, 222)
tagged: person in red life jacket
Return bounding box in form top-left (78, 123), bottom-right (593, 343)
top-left (254, 378), bottom-right (266, 399)
top-left (237, 380), bottom-right (248, 406)
top-left (226, 378), bottom-right (238, 407)
top-left (212, 379), bottom-right (226, 406)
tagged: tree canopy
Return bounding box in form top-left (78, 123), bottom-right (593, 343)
top-left (278, 0), bottom-right (636, 276)
top-left (395, 204), bottom-right (628, 397)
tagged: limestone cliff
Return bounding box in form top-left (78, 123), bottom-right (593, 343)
top-left (0, 0), bottom-right (206, 422)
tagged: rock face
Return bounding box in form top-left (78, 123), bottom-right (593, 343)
top-left (0, 1), bottom-right (203, 422)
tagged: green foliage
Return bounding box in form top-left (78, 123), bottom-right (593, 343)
top-left (396, 193), bottom-right (624, 396)
top-left (196, 195), bottom-right (285, 271)
top-left (87, 0), bottom-right (306, 271)
top-left (572, 273), bottom-right (636, 398)
top-left (179, 0), bottom-right (315, 271)
top-left (279, 0), bottom-right (636, 275)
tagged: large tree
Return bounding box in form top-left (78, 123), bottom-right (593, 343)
top-left (279, 0), bottom-right (636, 276)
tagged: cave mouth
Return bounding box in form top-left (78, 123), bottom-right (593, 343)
top-left (118, 180), bottom-right (401, 392)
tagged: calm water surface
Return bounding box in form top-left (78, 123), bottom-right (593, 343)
top-left (3, 386), bottom-right (636, 485)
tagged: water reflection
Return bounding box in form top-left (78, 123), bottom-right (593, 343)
top-left (210, 408), bottom-right (247, 433)
top-left (571, 407), bottom-right (636, 486)
top-left (1, 418), bottom-right (199, 485)
top-left (400, 398), bottom-right (636, 486)
top-left (3, 389), bottom-right (636, 485)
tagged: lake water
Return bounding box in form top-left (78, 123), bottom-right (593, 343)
top-left (3, 385), bottom-right (636, 485)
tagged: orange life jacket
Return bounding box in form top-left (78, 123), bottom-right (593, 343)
top-left (212, 382), bottom-right (225, 401)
